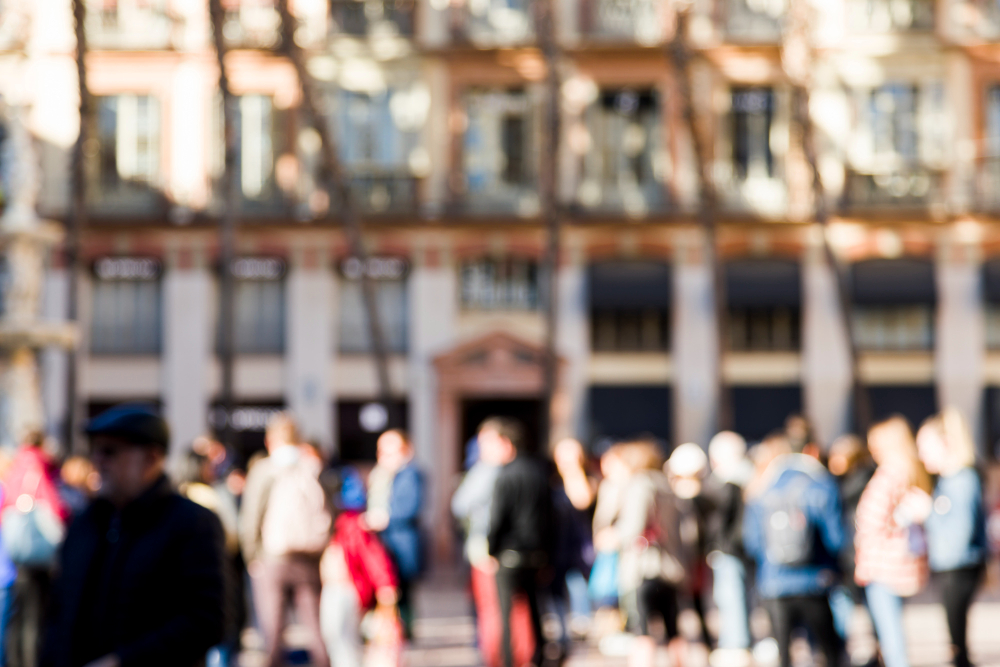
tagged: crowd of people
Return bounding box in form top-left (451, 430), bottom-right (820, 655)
top-left (0, 401), bottom-right (990, 667)
top-left (447, 407), bottom-right (993, 667)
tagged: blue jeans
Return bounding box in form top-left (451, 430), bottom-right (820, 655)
top-left (829, 585), bottom-right (855, 640)
top-left (866, 583), bottom-right (909, 667)
top-left (710, 553), bottom-right (751, 649)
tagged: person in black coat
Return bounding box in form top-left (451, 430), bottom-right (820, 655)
top-left (484, 417), bottom-right (555, 667)
top-left (41, 404), bottom-right (225, 667)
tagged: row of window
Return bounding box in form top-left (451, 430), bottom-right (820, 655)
top-left (87, 256), bottom-right (996, 355)
top-left (87, 78), bottom-right (965, 216)
top-left (86, 0), bottom-right (940, 49)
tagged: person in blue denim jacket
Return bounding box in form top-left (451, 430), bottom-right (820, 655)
top-left (917, 408), bottom-right (986, 667)
top-left (743, 433), bottom-right (844, 667)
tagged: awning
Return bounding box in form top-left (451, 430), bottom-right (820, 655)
top-left (851, 259), bottom-right (936, 305)
top-left (725, 260), bottom-right (801, 308)
top-left (589, 261), bottom-right (671, 309)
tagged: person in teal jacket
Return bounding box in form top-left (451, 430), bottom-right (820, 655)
top-left (917, 408), bottom-right (987, 667)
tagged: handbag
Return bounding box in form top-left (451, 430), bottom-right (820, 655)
top-left (1, 469), bottom-right (65, 567)
top-left (587, 551), bottom-right (619, 604)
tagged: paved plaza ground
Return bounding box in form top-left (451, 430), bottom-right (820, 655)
top-left (243, 572), bottom-right (1000, 667)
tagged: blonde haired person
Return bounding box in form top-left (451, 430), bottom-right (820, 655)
top-left (917, 409), bottom-right (986, 667)
top-left (854, 416), bottom-right (933, 667)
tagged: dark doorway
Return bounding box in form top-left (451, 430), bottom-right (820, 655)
top-left (461, 398), bottom-right (543, 467)
top-left (867, 385), bottom-right (936, 434)
top-left (337, 399), bottom-right (409, 462)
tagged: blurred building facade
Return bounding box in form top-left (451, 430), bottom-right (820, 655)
top-left (5, 0), bottom-right (1000, 535)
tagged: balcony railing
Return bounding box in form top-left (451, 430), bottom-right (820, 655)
top-left (724, 0), bottom-right (783, 43)
top-left (330, 0), bottom-right (415, 37)
top-left (848, 0), bottom-right (935, 32)
top-left (579, 0), bottom-right (664, 44)
top-left (453, 0), bottom-right (534, 46)
top-left (87, 182), bottom-right (171, 218)
top-left (842, 166), bottom-right (945, 211)
top-left (86, 0), bottom-right (173, 50)
top-left (338, 173), bottom-right (419, 215)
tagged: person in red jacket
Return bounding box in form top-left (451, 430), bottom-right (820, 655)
top-left (320, 468), bottom-right (399, 667)
top-left (2, 431), bottom-right (69, 667)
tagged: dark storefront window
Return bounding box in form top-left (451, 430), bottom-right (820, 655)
top-left (851, 258), bottom-right (935, 351)
top-left (983, 259), bottom-right (1000, 349)
top-left (866, 385), bottom-right (936, 432)
top-left (731, 385), bottom-right (802, 443)
top-left (337, 400), bottom-right (408, 462)
top-left (590, 261), bottom-right (671, 352)
top-left (726, 259), bottom-right (800, 351)
top-left (588, 385), bottom-right (672, 446)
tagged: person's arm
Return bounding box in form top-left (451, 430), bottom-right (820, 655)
top-left (113, 506), bottom-right (226, 667)
top-left (488, 474), bottom-right (511, 557)
top-left (388, 466), bottom-right (423, 526)
top-left (741, 500), bottom-right (763, 562)
top-left (238, 462), bottom-right (269, 563)
top-left (451, 465), bottom-right (488, 520)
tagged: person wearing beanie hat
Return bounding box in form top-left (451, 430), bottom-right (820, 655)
top-left (41, 404), bottom-right (225, 667)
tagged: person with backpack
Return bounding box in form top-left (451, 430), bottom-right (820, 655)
top-left (2, 431), bottom-right (69, 667)
top-left (855, 416), bottom-right (933, 667)
top-left (239, 414), bottom-right (332, 667)
top-left (596, 440), bottom-right (687, 667)
top-left (743, 432), bottom-right (844, 667)
top-left (320, 468), bottom-right (399, 667)
top-left (364, 429), bottom-right (424, 637)
top-left (916, 409), bottom-right (986, 667)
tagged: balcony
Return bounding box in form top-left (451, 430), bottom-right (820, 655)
top-left (222, 1), bottom-right (281, 49)
top-left (848, 0), bottom-right (935, 33)
top-left (975, 157), bottom-right (1000, 212)
top-left (579, 0), bottom-right (664, 44)
top-left (330, 0), bottom-right (415, 37)
top-left (86, 0), bottom-right (173, 50)
top-left (842, 166), bottom-right (945, 212)
top-left (453, 0), bottom-right (534, 46)
top-left (86, 182), bottom-right (170, 219)
top-left (338, 172), bottom-right (419, 216)
top-left (724, 0), bottom-right (783, 43)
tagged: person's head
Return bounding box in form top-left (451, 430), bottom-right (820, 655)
top-left (85, 404), bottom-right (170, 508)
top-left (753, 431), bottom-right (793, 472)
top-left (617, 439), bottom-right (665, 474)
top-left (708, 431), bottom-right (747, 474)
top-left (61, 455), bottom-right (99, 494)
top-left (553, 438), bottom-right (586, 474)
top-left (265, 412), bottom-right (299, 453)
top-left (917, 407), bottom-right (977, 476)
top-left (827, 434), bottom-right (869, 477)
top-left (868, 415), bottom-right (932, 493)
top-left (599, 445), bottom-right (629, 482)
top-left (667, 442), bottom-right (708, 498)
top-left (376, 428), bottom-right (413, 471)
top-left (179, 450), bottom-right (212, 486)
top-left (477, 417), bottom-right (523, 466)
top-left (22, 430), bottom-right (44, 449)
top-left (785, 414), bottom-right (814, 454)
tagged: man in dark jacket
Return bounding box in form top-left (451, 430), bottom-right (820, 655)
top-left (484, 417), bottom-right (554, 667)
top-left (41, 404), bottom-right (225, 667)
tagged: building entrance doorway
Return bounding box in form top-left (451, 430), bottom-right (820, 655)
top-left (461, 398), bottom-right (543, 464)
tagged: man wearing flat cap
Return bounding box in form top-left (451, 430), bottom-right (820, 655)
top-left (41, 404), bottom-right (225, 667)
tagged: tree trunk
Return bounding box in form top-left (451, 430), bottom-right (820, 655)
top-left (669, 6), bottom-right (730, 433)
top-left (274, 0), bottom-right (395, 422)
top-left (783, 0), bottom-right (870, 433)
top-left (208, 0), bottom-right (239, 448)
top-left (67, 0), bottom-right (90, 453)
top-left (538, 0), bottom-right (561, 449)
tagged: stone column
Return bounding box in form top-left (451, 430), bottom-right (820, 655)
top-left (936, 237), bottom-right (984, 447)
top-left (555, 237), bottom-right (588, 440)
top-left (407, 246), bottom-right (456, 558)
top-left (285, 246), bottom-right (334, 449)
top-left (162, 246), bottom-right (211, 470)
top-left (802, 238), bottom-right (853, 446)
top-left (672, 231), bottom-right (719, 447)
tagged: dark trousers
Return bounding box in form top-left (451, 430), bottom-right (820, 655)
top-left (765, 595), bottom-right (841, 667)
top-left (252, 555), bottom-right (329, 667)
top-left (496, 565), bottom-right (544, 667)
top-left (936, 565), bottom-right (985, 667)
top-left (6, 567), bottom-right (50, 667)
